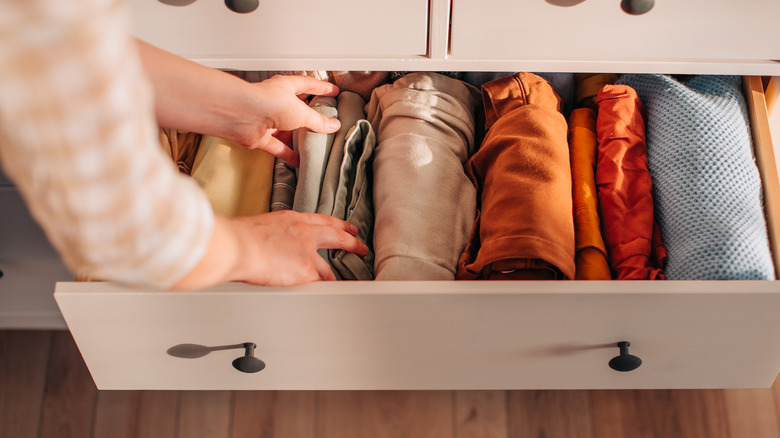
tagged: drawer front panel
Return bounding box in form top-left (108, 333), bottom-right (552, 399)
top-left (450, 0), bottom-right (780, 62)
top-left (0, 189), bottom-right (71, 328)
top-left (55, 281), bottom-right (780, 390)
top-left (127, 0), bottom-right (429, 59)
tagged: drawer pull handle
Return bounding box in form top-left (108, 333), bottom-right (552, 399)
top-left (0, 269), bottom-right (3, 278)
top-left (225, 0), bottom-right (259, 13)
top-left (232, 342), bottom-right (266, 373)
top-left (608, 341), bottom-right (642, 372)
top-left (621, 0), bottom-right (654, 15)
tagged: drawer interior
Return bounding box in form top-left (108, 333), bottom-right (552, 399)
top-left (53, 73), bottom-right (780, 391)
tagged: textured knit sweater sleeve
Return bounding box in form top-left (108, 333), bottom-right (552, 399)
top-left (0, 0), bottom-right (214, 288)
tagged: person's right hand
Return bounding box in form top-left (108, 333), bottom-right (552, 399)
top-left (228, 210), bottom-right (369, 286)
top-left (172, 211), bottom-right (369, 290)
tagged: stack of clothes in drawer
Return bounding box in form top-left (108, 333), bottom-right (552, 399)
top-left (157, 70), bottom-right (775, 281)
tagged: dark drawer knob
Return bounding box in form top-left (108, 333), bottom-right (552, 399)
top-left (0, 268), bottom-right (4, 278)
top-left (225, 0), bottom-right (259, 13)
top-left (232, 342), bottom-right (266, 373)
top-left (621, 0), bottom-right (654, 15)
top-left (608, 341), bottom-right (642, 372)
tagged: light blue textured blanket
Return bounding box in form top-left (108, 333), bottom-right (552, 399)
top-left (615, 74), bottom-right (774, 280)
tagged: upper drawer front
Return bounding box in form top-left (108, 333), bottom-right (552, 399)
top-left (450, 0), bottom-right (780, 61)
top-left (127, 0), bottom-right (429, 58)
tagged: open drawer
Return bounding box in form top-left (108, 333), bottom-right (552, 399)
top-left (54, 76), bottom-right (780, 390)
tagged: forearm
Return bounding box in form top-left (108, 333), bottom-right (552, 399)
top-left (135, 39), bottom-right (265, 144)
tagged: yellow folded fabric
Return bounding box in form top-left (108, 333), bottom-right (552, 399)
top-left (191, 136), bottom-right (274, 218)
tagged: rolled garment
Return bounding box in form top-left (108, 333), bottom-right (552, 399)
top-left (457, 72), bottom-right (575, 280)
top-left (535, 72), bottom-right (575, 117)
top-left (190, 136), bottom-right (274, 217)
top-left (318, 92), bottom-right (367, 216)
top-left (328, 71), bottom-right (390, 102)
top-left (327, 120), bottom-right (377, 280)
top-left (616, 74), bottom-right (775, 280)
top-left (293, 96), bottom-right (338, 213)
top-left (158, 128), bottom-right (201, 175)
top-left (568, 108), bottom-right (611, 280)
top-left (366, 72), bottom-right (481, 280)
top-left (595, 85), bottom-right (667, 280)
top-left (574, 73), bottom-right (619, 110)
top-left (316, 91), bottom-right (376, 280)
top-left (270, 158), bottom-right (296, 211)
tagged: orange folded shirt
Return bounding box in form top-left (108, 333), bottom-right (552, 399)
top-left (595, 85), bottom-right (667, 280)
top-left (457, 72), bottom-right (575, 280)
top-left (568, 108), bottom-right (611, 280)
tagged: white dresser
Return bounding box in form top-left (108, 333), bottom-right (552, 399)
top-left (47, 0), bottom-right (780, 390)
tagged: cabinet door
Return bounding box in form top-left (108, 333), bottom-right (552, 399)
top-left (450, 0), bottom-right (780, 62)
top-left (0, 189), bottom-right (71, 328)
top-left (127, 0), bottom-right (429, 59)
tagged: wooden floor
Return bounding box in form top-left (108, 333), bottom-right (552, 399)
top-left (3, 330), bottom-right (780, 438)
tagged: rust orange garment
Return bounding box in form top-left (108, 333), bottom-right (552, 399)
top-left (568, 108), bottom-right (611, 280)
top-left (595, 85), bottom-right (667, 280)
top-left (457, 72), bottom-right (575, 280)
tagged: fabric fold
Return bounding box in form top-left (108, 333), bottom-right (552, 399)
top-left (568, 108), bottom-right (611, 280)
top-left (366, 72), bottom-right (481, 280)
top-left (595, 84), bottom-right (667, 280)
top-left (616, 74), bottom-right (774, 280)
top-left (457, 72), bottom-right (575, 280)
top-left (293, 96), bottom-right (338, 213)
top-left (190, 135), bottom-right (274, 218)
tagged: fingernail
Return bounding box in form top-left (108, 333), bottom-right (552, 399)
top-left (328, 118), bottom-right (340, 131)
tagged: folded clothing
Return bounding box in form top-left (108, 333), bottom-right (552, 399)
top-left (292, 96), bottom-right (337, 213)
top-left (190, 135), bottom-right (274, 217)
top-left (318, 91), bottom-right (376, 280)
top-left (616, 74), bottom-right (775, 280)
top-left (595, 85), bottom-right (667, 280)
top-left (457, 72), bottom-right (575, 280)
top-left (568, 108), bottom-right (611, 280)
top-left (367, 72), bottom-right (481, 280)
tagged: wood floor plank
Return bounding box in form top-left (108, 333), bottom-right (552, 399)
top-left (0, 330), bottom-right (53, 438)
top-left (454, 390), bottom-right (508, 438)
top-left (92, 391), bottom-right (141, 438)
top-left (317, 391), bottom-right (454, 438)
top-left (38, 330), bottom-right (98, 438)
top-left (589, 390), bottom-right (730, 438)
top-left (723, 389), bottom-right (780, 438)
top-left (137, 391), bottom-right (179, 438)
top-left (507, 390), bottom-right (592, 438)
top-left (231, 391), bottom-right (316, 438)
top-left (177, 391), bottom-right (233, 438)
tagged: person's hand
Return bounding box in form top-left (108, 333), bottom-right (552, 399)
top-left (228, 210), bottom-right (368, 285)
top-left (237, 75), bottom-right (342, 167)
top-left (172, 211), bottom-right (369, 289)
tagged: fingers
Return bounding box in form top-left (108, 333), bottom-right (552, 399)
top-left (283, 75), bottom-right (340, 98)
top-left (301, 106), bottom-right (341, 135)
top-left (314, 226), bottom-right (370, 256)
top-left (315, 257), bottom-right (337, 281)
top-left (260, 135), bottom-right (300, 167)
top-left (283, 211), bottom-right (359, 236)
